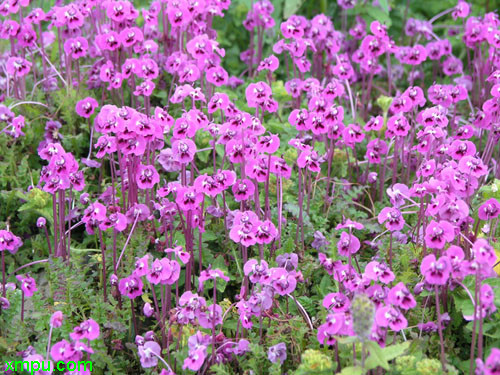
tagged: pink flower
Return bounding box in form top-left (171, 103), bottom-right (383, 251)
top-left (424, 220), bottom-right (455, 249)
top-left (271, 268), bottom-right (297, 295)
top-left (76, 97), bottom-right (98, 118)
top-left (365, 261), bottom-right (395, 284)
top-left (387, 115), bottom-right (410, 137)
top-left (63, 37), bottom-right (88, 59)
top-left (208, 93), bottom-right (230, 114)
top-left (452, 1), bottom-right (470, 19)
top-left (198, 304), bottom-right (223, 329)
top-left (206, 66), bottom-right (228, 86)
top-left (254, 220), bottom-right (278, 244)
top-left (458, 155), bottom-right (488, 177)
top-left (246, 81), bottom-right (272, 108)
top-left (70, 319), bottom-right (100, 341)
top-left (323, 292), bottom-right (350, 312)
top-left (136, 58), bottom-right (159, 80)
top-left (364, 115), bottom-right (384, 131)
top-left (176, 186), bottom-right (203, 211)
top-left (118, 275), bottom-right (144, 299)
top-left (366, 139), bottom-right (388, 164)
top-left (119, 27), bottom-right (143, 47)
top-left (337, 231), bottom-right (360, 256)
top-left (232, 178), bottom-right (255, 202)
top-left (478, 198), bottom-right (500, 221)
top-left (420, 254), bottom-right (451, 285)
top-left (267, 342), bottom-right (287, 364)
top-left (471, 239), bottom-right (497, 268)
top-left (6, 57), bottom-right (32, 77)
top-left (378, 207), bottom-right (405, 231)
top-left (138, 341), bottom-right (161, 368)
top-left (147, 258), bottom-right (172, 285)
top-left (172, 139), bottom-right (196, 164)
top-left (317, 313), bottom-right (345, 345)
top-left (0, 230), bottom-right (23, 254)
top-left (50, 311), bottom-right (64, 328)
top-left (244, 259), bottom-right (269, 284)
top-left (230, 222), bottom-right (257, 247)
top-left (136, 164), bottom-right (159, 189)
top-left (289, 109), bottom-right (312, 131)
top-left (375, 306), bottom-right (408, 331)
top-left (16, 274), bottom-right (37, 297)
top-left (257, 55), bottom-right (279, 72)
top-left (183, 348), bottom-right (206, 371)
top-left (297, 149), bottom-right (322, 173)
top-left (387, 282), bottom-right (416, 310)
top-left (133, 80), bottom-right (155, 97)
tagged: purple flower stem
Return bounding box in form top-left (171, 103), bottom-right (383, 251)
top-left (98, 229), bottom-right (107, 303)
top-left (116, 213), bottom-right (140, 270)
top-left (1, 251), bottom-right (5, 298)
top-left (59, 190), bottom-right (66, 260)
top-left (130, 298), bottom-right (138, 335)
top-left (435, 286), bottom-right (447, 371)
top-left (20, 290), bottom-right (24, 322)
top-left (46, 324), bottom-right (53, 363)
top-left (52, 194), bottom-right (59, 257)
top-left (211, 278), bottom-right (217, 365)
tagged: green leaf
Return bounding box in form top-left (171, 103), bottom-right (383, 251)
top-left (378, 341), bottom-right (410, 362)
top-left (364, 6), bottom-right (392, 27)
top-left (379, 0), bottom-right (389, 14)
top-left (283, 0), bottom-right (304, 19)
top-left (339, 366), bottom-right (363, 375)
top-left (365, 341), bottom-right (389, 370)
top-left (364, 341), bottom-right (410, 370)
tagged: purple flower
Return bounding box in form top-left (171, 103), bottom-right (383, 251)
top-left (172, 139), bottom-right (196, 164)
top-left (478, 198), bottom-right (500, 221)
top-left (143, 303), bottom-right (154, 318)
top-left (323, 292), bottom-right (350, 312)
top-left (118, 275), bottom-right (144, 299)
top-left (375, 306), bottom-right (408, 331)
top-left (387, 282), bottom-right (416, 310)
top-left (232, 179), bottom-right (255, 202)
top-left (6, 57), bottom-right (32, 77)
top-left (70, 319), bottom-right (100, 341)
top-left (267, 342), bottom-right (287, 365)
top-left (420, 254), bottom-right (451, 285)
top-left (138, 341), bottom-right (161, 368)
top-left (317, 313), bottom-right (345, 345)
top-left (337, 232), bottom-right (361, 256)
top-left (365, 261), bottom-right (395, 284)
top-left (472, 239), bottom-right (497, 268)
top-left (36, 217), bottom-right (47, 228)
top-left (378, 207), bottom-right (405, 231)
top-left (386, 184), bottom-right (409, 208)
top-left (50, 311), bottom-right (64, 328)
top-left (16, 274), bottom-right (37, 297)
top-left (276, 253), bottom-right (298, 272)
top-left (271, 268), bottom-right (297, 295)
top-left (183, 348), bottom-right (206, 371)
top-left (311, 231), bottom-right (330, 250)
top-left (136, 164), bottom-right (160, 189)
top-left (244, 259), bottom-right (270, 284)
top-left (76, 97), bottom-right (98, 118)
top-left (485, 348), bottom-right (500, 375)
top-left (198, 304), bottom-right (223, 329)
top-left (424, 220), bottom-right (455, 249)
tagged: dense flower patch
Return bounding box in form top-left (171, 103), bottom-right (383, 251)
top-left (0, 0), bottom-right (500, 374)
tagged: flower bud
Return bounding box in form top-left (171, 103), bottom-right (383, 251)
top-left (36, 217), bottom-right (46, 228)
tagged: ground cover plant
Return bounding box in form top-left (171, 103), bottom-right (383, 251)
top-left (0, 0), bottom-right (500, 374)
